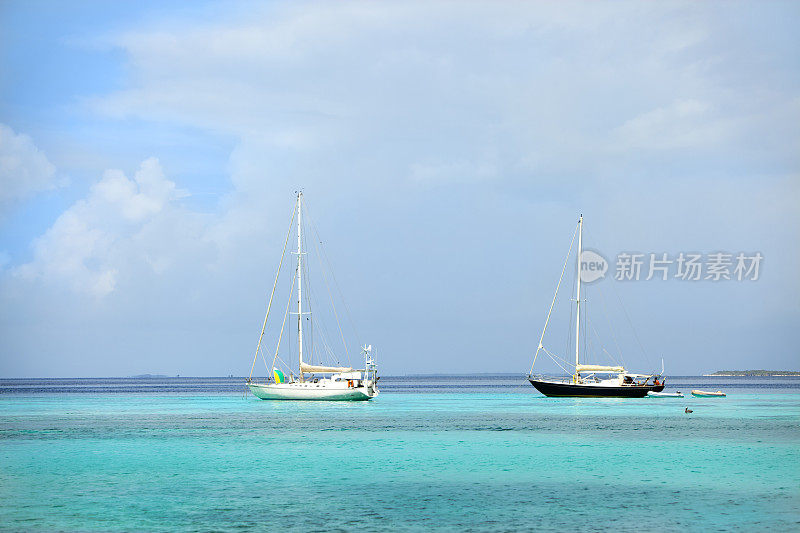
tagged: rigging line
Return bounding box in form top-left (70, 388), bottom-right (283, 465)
top-left (594, 282), bottom-right (625, 368)
top-left (316, 325), bottom-right (339, 364)
top-left (587, 322), bottom-right (615, 365)
top-left (582, 288), bottom-right (587, 361)
top-left (566, 251), bottom-right (577, 366)
top-left (317, 319), bottom-right (344, 365)
top-left (303, 200), bottom-right (362, 354)
top-left (303, 200), bottom-right (354, 366)
top-left (542, 347), bottom-right (571, 375)
top-left (306, 286), bottom-right (336, 363)
top-left (566, 293), bottom-right (573, 366)
top-left (249, 197), bottom-right (298, 381)
top-left (287, 252), bottom-right (293, 372)
top-left (304, 260), bottom-right (342, 362)
top-left (581, 225), bottom-right (623, 368)
top-left (259, 344), bottom-right (270, 376)
top-left (540, 345), bottom-right (574, 367)
top-left (257, 310), bottom-right (278, 373)
top-left (307, 215), bottom-right (351, 366)
top-left (273, 353), bottom-right (292, 375)
top-left (610, 278), bottom-right (653, 369)
top-left (298, 222), bottom-right (314, 364)
top-left (271, 265), bottom-right (297, 377)
top-left (583, 288), bottom-right (589, 363)
top-left (549, 359), bottom-right (571, 375)
top-left (308, 306), bottom-right (335, 359)
top-left (530, 222), bottom-right (579, 374)
top-left (305, 270), bottom-right (344, 366)
top-left (300, 232), bottom-right (342, 368)
top-left (582, 225), bottom-right (650, 370)
top-left (588, 321), bottom-right (622, 367)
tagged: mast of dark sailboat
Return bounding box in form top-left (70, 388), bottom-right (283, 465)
top-left (574, 214), bottom-right (583, 379)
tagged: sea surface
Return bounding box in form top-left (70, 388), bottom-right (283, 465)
top-left (1, 375), bottom-right (798, 532)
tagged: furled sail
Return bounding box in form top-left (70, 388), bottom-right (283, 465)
top-left (576, 364), bottom-right (625, 373)
top-left (300, 362), bottom-right (353, 373)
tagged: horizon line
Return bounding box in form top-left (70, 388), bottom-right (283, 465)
top-left (2, 372), bottom-right (798, 380)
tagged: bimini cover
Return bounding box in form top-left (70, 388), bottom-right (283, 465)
top-left (273, 368), bottom-right (286, 384)
top-left (300, 363), bottom-right (354, 373)
top-left (576, 364), bottom-right (625, 373)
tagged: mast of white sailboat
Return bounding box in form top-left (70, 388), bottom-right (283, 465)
top-left (296, 192), bottom-right (305, 382)
top-left (575, 214), bottom-right (583, 376)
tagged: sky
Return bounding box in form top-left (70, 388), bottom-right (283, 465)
top-left (1, 0), bottom-right (798, 377)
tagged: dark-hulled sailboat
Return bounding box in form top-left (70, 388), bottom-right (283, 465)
top-left (527, 215), bottom-right (665, 398)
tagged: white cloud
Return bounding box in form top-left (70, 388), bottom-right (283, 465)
top-left (86, 1), bottom-right (799, 188)
top-left (15, 158), bottom-right (197, 297)
top-left (90, 5), bottom-right (644, 151)
top-left (0, 124), bottom-right (60, 212)
top-left (409, 160), bottom-right (498, 183)
top-left (611, 99), bottom-right (728, 150)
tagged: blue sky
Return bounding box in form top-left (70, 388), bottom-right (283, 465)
top-left (1, 1), bottom-right (798, 377)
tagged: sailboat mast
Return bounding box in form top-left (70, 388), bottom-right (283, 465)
top-left (297, 192), bottom-right (304, 381)
top-left (575, 214), bottom-right (583, 372)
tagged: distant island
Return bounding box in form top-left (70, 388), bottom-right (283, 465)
top-left (130, 374), bottom-right (170, 378)
top-left (704, 370), bottom-right (800, 376)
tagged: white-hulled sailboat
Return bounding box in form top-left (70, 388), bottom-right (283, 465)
top-left (527, 215), bottom-right (665, 397)
top-left (246, 192), bottom-right (379, 401)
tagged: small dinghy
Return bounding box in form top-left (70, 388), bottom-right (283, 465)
top-left (647, 391), bottom-right (684, 398)
top-left (691, 390), bottom-right (726, 397)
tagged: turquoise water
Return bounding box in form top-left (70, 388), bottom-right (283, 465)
top-left (1, 376), bottom-right (799, 531)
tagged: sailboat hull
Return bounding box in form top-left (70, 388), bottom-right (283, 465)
top-left (248, 382), bottom-right (377, 401)
top-left (528, 378), bottom-right (664, 398)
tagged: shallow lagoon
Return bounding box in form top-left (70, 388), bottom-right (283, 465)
top-left (1, 376), bottom-right (798, 531)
